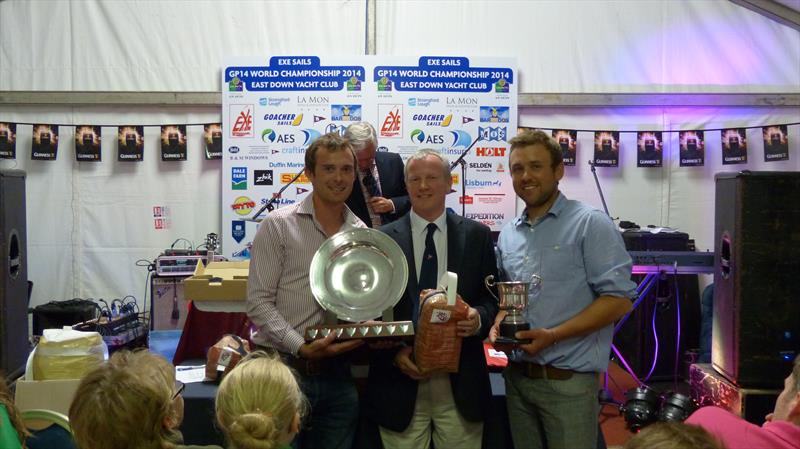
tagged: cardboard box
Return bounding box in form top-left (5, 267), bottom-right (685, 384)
top-left (184, 261), bottom-right (249, 301)
top-left (15, 378), bottom-right (82, 415)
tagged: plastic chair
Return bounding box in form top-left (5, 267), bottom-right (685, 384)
top-left (21, 409), bottom-right (78, 449)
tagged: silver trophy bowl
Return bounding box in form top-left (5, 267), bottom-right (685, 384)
top-left (485, 274), bottom-right (542, 344)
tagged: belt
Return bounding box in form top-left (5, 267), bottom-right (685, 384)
top-left (283, 355), bottom-right (327, 376)
top-left (512, 361), bottom-right (576, 380)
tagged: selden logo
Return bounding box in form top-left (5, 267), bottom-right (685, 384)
top-left (380, 105), bottom-right (402, 138)
top-left (231, 167), bottom-right (247, 190)
top-left (230, 104), bottom-right (254, 138)
top-left (254, 170), bottom-right (273, 186)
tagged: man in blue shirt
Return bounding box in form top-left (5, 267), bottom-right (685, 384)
top-left (491, 129), bottom-right (637, 449)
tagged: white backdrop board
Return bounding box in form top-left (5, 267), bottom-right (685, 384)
top-left (221, 55), bottom-right (517, 258)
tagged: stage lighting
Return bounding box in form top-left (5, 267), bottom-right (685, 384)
top-left (658, 392), bottom-right (697, 422)
top-left (620, 386), bottom-right (660, 431)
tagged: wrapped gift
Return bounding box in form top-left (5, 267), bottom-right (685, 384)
top-left (414, 272), bottom-right (468, 375)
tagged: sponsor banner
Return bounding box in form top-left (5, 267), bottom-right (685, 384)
top-left (161, 125), bottom-right (187, 161)
top-left (0, 122), bottom-right (17, 159)
top-left (75, 125), bottom-right (101, 162)
top-left (636, 132), bottom-right (662, 168)
top-left (204, 124), bottom-right (223, 160)
top-left (593, 131), bottom-right (619, 167)
top-left (763, 125), bottom-right (789, 162)
top-left (32, 124), bottom-right (58, 161)
top-left (721, 128), bottom-right (747, 165)
top-left (551, 129), bottom-right (577, 166)
top-left (679, 131), bottom-right (705, 167)
top-left (223, 55), bottom-right (517, 257)
top-left (118, 126), bottom-right (144, 162)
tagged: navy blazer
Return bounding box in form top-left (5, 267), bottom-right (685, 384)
top-left (366, 211), bottom-right (499, 432)
top-left (346, 151), bottom-right (410, 227)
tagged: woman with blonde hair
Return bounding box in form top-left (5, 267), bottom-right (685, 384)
top-left (215, 351), bottom-right (305, 449)
top-left (1, 376), bottom-right (27, 449)
top-left (69, 349), bottom-right (221, 449)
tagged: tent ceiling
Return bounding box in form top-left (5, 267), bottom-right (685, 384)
top-left (730, 0), bottom-right (800, 31)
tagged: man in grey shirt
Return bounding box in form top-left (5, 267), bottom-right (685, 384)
top-left (247, 132), bottom-right (365, 449)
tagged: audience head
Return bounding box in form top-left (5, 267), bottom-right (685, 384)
top-left (215, 351), bottom-right (306, 449)
top-left (624, 422), bottom-right (725, 449)
top-left (767, 354), bottom-right (800, 425)
top-left (343, 122), bottom-right (378, 171)
top-left (68, 350), bottom-right (183, 449)
top-left (0, 375), bottom-right (29, 446)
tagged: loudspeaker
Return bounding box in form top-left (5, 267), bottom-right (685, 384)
top-left (0, 169), bottom-right (29, 379)
top-left (713, 171), bottom-right (800, 388)
top-left (616, 231), bottom-right (701, 381)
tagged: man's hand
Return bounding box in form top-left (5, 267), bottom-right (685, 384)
top-left (393, 345), bottom-right (430, 380)
top-left (456, 307), bottom-right (481, 337)
top-left (369, 196), bottom-right (394, 214)
top-left (515, 328), bottom-right (558, 356)
top-left (297, 332), bottom-right (364, 360)
top-left (489, 311), bottom-right (514, 353)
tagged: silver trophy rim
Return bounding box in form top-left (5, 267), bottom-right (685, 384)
top-left (310, 227), bottom-right (409, 322)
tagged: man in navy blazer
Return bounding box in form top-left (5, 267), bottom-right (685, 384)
top-left (344, 122), bottom-right (409, 227)
top-left (366, 149), bottom-right (498, 449)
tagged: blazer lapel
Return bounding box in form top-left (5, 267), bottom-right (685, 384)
top-left (446, 212), bottom-right (465, 280)
top-left (391, 214), bottom-right (418, 320)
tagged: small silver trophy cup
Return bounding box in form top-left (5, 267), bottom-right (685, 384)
top-left (485, 274), bottom-right (542, 345)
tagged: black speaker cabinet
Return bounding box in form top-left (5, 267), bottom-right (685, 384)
top-left (0, 169), bottom-right (28, 379)
top-left (713, 171), bottom-right (800, 388)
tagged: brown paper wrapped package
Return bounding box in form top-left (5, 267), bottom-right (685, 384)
top-left (413, 288), bottom-right (469, 375)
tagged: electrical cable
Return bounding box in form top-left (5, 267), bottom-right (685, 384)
top-left (644, 298), bottom-right (660, 383)
top-left (673, 266), bottom-right (682, 392)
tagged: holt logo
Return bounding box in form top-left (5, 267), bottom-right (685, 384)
top-left (476, 147), bottom-right (506, 157)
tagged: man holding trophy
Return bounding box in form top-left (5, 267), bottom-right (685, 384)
top-left (366, 149), bottom-right (499, 449)
top-left (247, 133), bottom-right (365, 449)
top-left (491, 130), bottom-right (637, 449)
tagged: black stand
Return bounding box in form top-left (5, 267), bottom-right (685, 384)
top-left (448, 135), bottom-right (482, 216)
top-left (588, 160), bottom-right (611, 217)
top-left (247, 169), bottom-right (305, 222)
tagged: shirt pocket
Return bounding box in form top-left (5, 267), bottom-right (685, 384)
top-left (540, 244), bottom-right (581, 282)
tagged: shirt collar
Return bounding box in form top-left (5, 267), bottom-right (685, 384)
top-left (298, 194), bottom-right (362, 228)
top-left (410, 209), bottom-right (447, 236)
top-left (514, 191), bottom-right (566, 226)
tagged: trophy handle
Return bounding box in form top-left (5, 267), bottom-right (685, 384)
top-left (484, 275), bottom-right (500, 302)
top-left (529, 273), bottom-right (542, 288)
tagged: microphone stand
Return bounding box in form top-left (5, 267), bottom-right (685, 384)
top-left (247, 168), bottom-right (306, 222)
top-left (587, 160), bottom-right (611, 217)
top-left (449, 134), bottom-right (482, 217)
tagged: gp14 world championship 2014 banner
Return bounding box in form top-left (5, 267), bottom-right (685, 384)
top-left (221, 55), bottom-right (517, 259)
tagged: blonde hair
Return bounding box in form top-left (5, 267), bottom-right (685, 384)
top-left (215, 351), bottom-right (305, 449)
top-left (1, 375), bottom-right (29, 448)
top-left (624, 422), bottom-right (725, 449)
top-left (68, 350), bottom-right (179, 449)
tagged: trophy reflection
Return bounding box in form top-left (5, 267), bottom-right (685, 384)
top-left (485, 274), bottom-right (542, 345)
